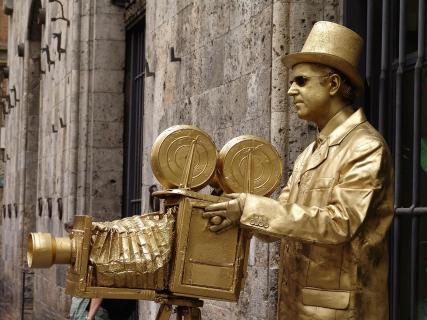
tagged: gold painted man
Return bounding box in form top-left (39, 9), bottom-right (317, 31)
top-left (204, 21), bottom-right (394, 319)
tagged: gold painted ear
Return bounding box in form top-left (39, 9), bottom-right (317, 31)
top-left (329, 73), bottom-right (341, 96)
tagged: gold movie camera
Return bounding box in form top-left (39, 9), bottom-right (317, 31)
top-left (28, 125), bottom-right (282, 319)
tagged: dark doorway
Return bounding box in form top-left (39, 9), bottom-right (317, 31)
top-left (123, 18), bottom-right (146, 218)
top-left (122, 16), bottom-right (146, 320)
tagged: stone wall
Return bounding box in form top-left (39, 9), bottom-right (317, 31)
top-left (0, 0), bottom-right (342, 319)
top-left (0, 0), bottom-right (125, 319)
top-left (0, 0), bottom-right (7, 317)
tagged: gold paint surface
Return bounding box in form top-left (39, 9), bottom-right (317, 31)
top-left (239, 109), bottom-right (394, 318)
top-left (218, 135), bottom-right (282, 196)
top-left (151, 125), bottom-right (217, 190)
top-left (27, 233), bottom-right (72, 268)
top-left (89, 211), bottom-right (175, 289)
top-left (282, 21), bottom-right (364, 95)
top-left (168, 194), bottom-right (250, 301)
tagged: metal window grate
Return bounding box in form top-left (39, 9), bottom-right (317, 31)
top-left (123, 18), bottom-right (145, 217)
top-left (345, 0), bottom-right (427, 318)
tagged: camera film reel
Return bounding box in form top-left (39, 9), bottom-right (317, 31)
top-left (151, 126), bottom-right (282, 196)
top-left (151, 125), bottom-right (217, 190)
top-left (217, 135), bottom-right (282, 196)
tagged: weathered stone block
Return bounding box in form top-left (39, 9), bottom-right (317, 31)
top-left (95, 0), bottom-right (125, 15)
top-left (225, 5), bottom-right (272, 82)
top-left (94, 13), bottom-right (125, 41)
top-left (92, 148), bottom-right (123, 173)
top-left (196, 0), bottom-right (230, 47)
top-left (175, 4), bottom-right (196, 56)
top-left (93, 40), bottom-right (125, 71)
top-left (200, 36), bottom-right (225, 91)
top-left (91, 121), bottom-right (123, 148)
top-left (93, 70), bottom-right (124, 93)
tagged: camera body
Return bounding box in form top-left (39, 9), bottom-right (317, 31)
top-left (29, 189), bottom-right (250, 302)
top-left (28, 125), bottom-right (282, 307)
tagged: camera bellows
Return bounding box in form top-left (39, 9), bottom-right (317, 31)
top-left (89, 209), bottom-right (175, 289)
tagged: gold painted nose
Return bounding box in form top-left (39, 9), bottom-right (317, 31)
top-left (27, 233), bottom-right (72, 268)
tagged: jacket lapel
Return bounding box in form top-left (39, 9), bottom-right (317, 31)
top-left (295, 108), bottom-right (367, 182)
top-left (298, 139), bottom-right (330, 178)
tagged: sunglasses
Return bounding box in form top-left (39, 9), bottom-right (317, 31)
top-left (289, 74), bottom-right (332, 87)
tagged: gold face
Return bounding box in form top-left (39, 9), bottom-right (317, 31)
top-left (287, 63), bottom-right (333, 125)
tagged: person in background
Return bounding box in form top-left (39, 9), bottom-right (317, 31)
top-left (65, 220), bottom-right (110, 320)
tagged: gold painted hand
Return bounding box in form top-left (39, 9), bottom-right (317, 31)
top-left (203, 193), bottom-right (246, 233)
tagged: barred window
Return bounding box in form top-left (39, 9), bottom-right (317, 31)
top-left (344, 0), bottom-right (427, 319)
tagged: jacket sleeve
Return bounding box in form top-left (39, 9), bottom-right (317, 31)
top-left (240, 140), bottom-right (392, 245)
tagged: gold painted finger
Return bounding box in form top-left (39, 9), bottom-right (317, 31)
top-left (224, 193), bottom-right (241, 199)
top-left (214, 223), bottom-right (234, 234)
top-left (202, 210), bottom-right (227, 218)
top-left (210, 216), bottom-right (223, 225)
top-left (205, 202), bottom-right (228, 211)
top-left (209, 220), bottom-right (232, 233)
top-left (202, 211), bottom-right (226, 218)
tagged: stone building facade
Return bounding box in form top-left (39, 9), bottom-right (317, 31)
top-left (0, 0), bottom-right (342, 319)
top-left (0, 0), bottom-right (7, 317)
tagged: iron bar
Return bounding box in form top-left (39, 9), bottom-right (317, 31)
top-left (124, 30), bottom-right (135, 217)
top-left (378, 0), bottom-right (390, 134)
top-left (392, 0), bottom-right (406, 315)
top-left (413, 0), bottom-right (425, 218)
top-left (410, 215), bottom-right (419, 319)
top-left (133, 25), bottom-right (144, 215)
top-left (396, 207), bottom-right (427, 214)
top-left (170, 47), bottom-right (182, 62)
top-left (144, 59), bottom-right (155, 77)
top-left (48, 0), bottom-right (70, 26)
top-left (133, 28), bottom-right (140, 214)
top-left (366, 0), bottom-right (374, 121)
top-left (391, 218), bottom-right (400, 320)
top-left (395, 0), bottom-right (406, 241)
top-left (52, 32), bottom-right (66, 60)
top-left (409, 1), bottom-right (426, 317)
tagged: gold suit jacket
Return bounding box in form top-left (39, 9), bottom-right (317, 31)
top-left (241, 109), bottom-right (394, 319)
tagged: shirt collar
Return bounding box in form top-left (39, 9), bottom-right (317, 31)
top-left (315, 107), bottom-right (367, 147)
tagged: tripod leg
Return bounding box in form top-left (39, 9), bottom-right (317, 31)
top-left (183, 307), bottom-right (201, 320)
top-left (176, 306), bottom-right (184, 319)
top-left (156, 304), bottom-right (173, 320)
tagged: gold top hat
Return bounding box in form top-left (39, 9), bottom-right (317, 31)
top-left (282, 21), bottom-right (364, 96)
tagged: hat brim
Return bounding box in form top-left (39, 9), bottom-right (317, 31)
top-left (282, 52), bottom-right (364, 96)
